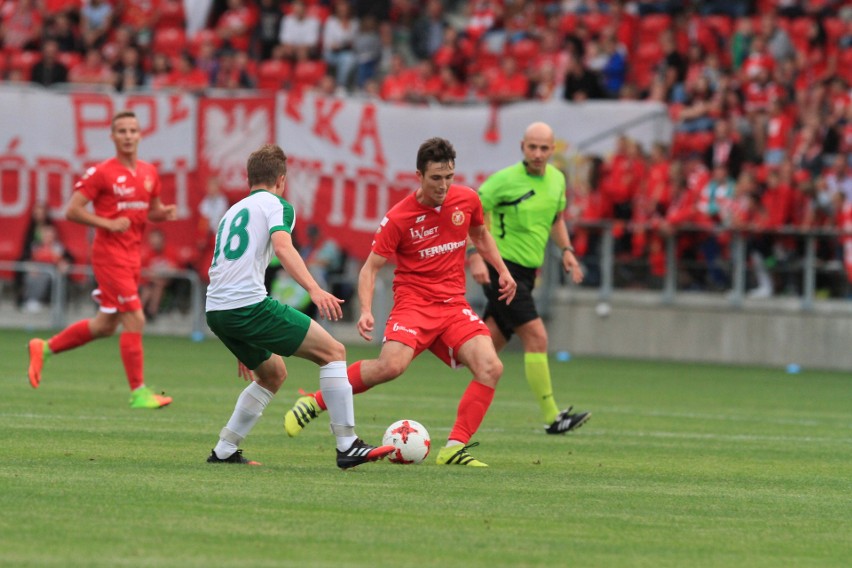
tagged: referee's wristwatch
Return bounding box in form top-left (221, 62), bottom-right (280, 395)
top-left (561, 245), bottom-right (575, 255)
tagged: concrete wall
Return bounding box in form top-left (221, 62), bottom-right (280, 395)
top-left (544, 290), bottom-right (852, 371)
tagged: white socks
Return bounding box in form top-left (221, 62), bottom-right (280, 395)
top-left (319, 361), bottom-right (357, 451)
top-left (214, 381), bottom-right (273, 459)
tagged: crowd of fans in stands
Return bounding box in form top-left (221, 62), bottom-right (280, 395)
top-left (3, 0), bottom-right (852, 296)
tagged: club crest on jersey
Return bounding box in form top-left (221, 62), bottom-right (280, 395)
top-left (144, 176), bottom-right (154, 192)
top-left (451, 210), bottom-right (465, 226)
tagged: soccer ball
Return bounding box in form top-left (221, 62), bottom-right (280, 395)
top-left (382, 419), bottom-right (431, 464)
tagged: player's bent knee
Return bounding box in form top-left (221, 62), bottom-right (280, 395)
top-left (375, 359), bottom-right (407, 382)
top-left (476, 357), bottom-right (503, 387)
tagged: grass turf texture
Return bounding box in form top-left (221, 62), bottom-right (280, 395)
top-left (0, 328), bottom-right (849, 567)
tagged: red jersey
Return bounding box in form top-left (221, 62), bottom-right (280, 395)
top-left (372, 185), bottom-right (483, 304)
top-left (75, 158), bottom-right (162, 268)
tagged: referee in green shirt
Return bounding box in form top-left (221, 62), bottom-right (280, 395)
top-left (469, 122), bottom-right (591, 434)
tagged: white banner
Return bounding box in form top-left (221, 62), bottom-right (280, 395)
top-left (0, 85), bottom-right (671, 261)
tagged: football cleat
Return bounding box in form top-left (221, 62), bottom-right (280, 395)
top-left (336, 438), bottom-right (394, 470)
top-left (27, 339), bottom-right (47, 389)
top-left (435, 442), bottom-right (488, 467)
top-left (206, 449), bottom-right (261, 466)
top-left (284, 394), bottom-right (323, 437)
top-left (545, 406), bottom-right (591, 435)
top-left (129, 386), bottom-right (173, 409)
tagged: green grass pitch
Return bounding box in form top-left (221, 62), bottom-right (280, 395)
top-left (1, 328), bottom-right (850, 567)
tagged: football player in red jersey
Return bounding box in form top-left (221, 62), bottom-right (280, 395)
top-left (285, 137), bottom-right (516, 466)
top-left (27, 110), bottom-right (178, 409)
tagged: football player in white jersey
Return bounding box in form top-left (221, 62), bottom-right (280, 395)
top-left (205, 143), bottom-right (393, 468)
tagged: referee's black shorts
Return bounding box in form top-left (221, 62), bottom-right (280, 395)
top-left (482, 259), bottom-right (539, 341)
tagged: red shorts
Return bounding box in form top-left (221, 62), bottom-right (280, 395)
top-left (383, 297), bottom-right (490, 368)
top-left (92, 263), bottom-right (142, 313)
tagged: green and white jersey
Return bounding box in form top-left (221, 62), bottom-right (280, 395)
top-left (478, 162), bottom-right (566, 269)
top-left (206, 190), bottom-right (295, 311)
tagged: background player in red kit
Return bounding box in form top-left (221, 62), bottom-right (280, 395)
top-left (285, 137), bottom-right (517, 466)
top-left (27, 110), bottom-right (178, 409)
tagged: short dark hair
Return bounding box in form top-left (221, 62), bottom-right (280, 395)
top-left (246, 144), bottom-right (288, 188)
top-left (416, 137), bottom-right (456, 174)
top-left (111, 110), bottom-right (137, 130)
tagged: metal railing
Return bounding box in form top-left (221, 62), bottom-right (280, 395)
top-left (0, 261), bottom-right (207, 337)
top-left (538, 221), bottom-right (851, 315)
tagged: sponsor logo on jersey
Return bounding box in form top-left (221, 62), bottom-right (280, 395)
top-left (409, 225), bottom-right (439, 243)
top-left (451, 210), bottom-right (465, 226)
top-left (117, 201), bottom-right (148, 211)
top-left (392, 322), bottom-right (417, 336)
top-left (113, 182), bottom-right (135, 197)
top-left (418, 239), bottom-right (466, 259)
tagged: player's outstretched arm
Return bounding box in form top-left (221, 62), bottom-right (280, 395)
top-left (356, 252), bottom-right (386, 341)
top-left (272, 230), bottom-right (344, 321)
top-left (468, 224), bottom-right (516, 304)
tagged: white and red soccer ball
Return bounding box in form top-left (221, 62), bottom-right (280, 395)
top-left (382, 419), bottom-right (431, 464)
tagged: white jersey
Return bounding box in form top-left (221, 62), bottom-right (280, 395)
top-left (206, 190), bottom-right (296, 311)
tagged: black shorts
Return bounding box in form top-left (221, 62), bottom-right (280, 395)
top-left (482, 259), bottom-right (539, 341)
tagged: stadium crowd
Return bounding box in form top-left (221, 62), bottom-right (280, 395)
top-left (3, 0), bottom-right (852, 297)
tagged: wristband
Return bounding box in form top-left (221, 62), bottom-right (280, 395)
top-left (562, 246), bottom-right (575, 254)
top-left (466, 247), bottom-right (479, 257)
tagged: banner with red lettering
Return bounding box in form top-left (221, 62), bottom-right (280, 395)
top-left (0, 85), bottom-right (671, 270)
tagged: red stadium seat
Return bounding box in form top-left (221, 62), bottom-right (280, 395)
top-left (582, 12), bottom-right (611, 36)
top-left (189, 28), bottom-right (221, 58)
top-left (9, 51), bottom-right (41, 81)
top-left (839, 48), bottom-right (852, 83)
top-left (57, 51), bottom-right (81, 69)
top-left (638, 14), bottom-right (671, 43)
top-left (155, 0), bottom-right (186, 32)
top-left (508, 38), bottom-right (538, 67)
top-left (704, 15), bottom-right (733, 39)
top-left (256, 59), bottom-right (292, 90)
top-left (292, 59), bottom-right (327, 89)
top-left (152, 27), bottom-right (187, 58)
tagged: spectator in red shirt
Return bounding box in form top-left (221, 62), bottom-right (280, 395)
top-left (147, 51), bottom-right (172, 88)
top-left (487, 56), bottom-right (529, 105)
top-left (215, 0), bottom-right (256, 53)
top-left (68, 48), bottom-right (115, 86)
top-left (139, 228), bottom-right (181, 321)
top-left (1, 0), bottom-right (43, 51)
top-left (762, 97), bottom-right (794, 166)
top-left (118, 0), bottom-right (159, 46)
top-left (723, 170), bottom-right (774, 297)
top-left (163, 51), bottom-right (210, 91)
top-left (27, 110), bottom-right (178, 409)
top-left (436, 64), bottom-right (467, 105)
top-left (379, 53), bottom-right (409, 102)
top-left (21, 223), bottom-right (72, 313)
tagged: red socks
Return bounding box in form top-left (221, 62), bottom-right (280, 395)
top-left (119, 332), bottom-right (145, 391)
top-left (47, 319), bottom-right (94, 354)
top-left (314, 360), bottom-right (369, 410)
top-left (45, 320), bottom-right (145, 392)
top-left (448, 381), bottom-right (495, 444)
